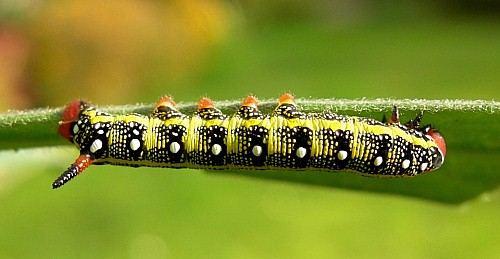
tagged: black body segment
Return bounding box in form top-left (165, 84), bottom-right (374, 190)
top-left (53, 94), bottom-right (446, 188)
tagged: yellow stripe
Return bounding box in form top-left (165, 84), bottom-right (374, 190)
top-left (89, 107), bottom-right (438, 169)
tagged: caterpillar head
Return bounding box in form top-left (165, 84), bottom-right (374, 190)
top-left (425, 128), bottom-right (446, 171)
top-left (58, 100), bottom-right (89, 143)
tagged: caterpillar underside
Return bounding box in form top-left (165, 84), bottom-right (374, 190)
top-left (53, 94), bottom-right (446, 189)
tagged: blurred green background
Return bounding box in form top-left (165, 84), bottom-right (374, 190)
top-left (1, 0), bottom-right (499, 258)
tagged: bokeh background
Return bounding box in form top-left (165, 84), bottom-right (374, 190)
top-left (1, 0), bottom-right (499, 258)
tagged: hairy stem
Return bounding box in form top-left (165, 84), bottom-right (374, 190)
top-left (0, 98), bottom-right (498, 150)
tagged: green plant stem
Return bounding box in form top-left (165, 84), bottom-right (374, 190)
top-left (0, 98), bottom-right (498, 150)
top-left (1, 98), bottom-right (499, 204)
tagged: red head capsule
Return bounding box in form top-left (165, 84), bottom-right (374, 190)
top-left (427, 129), bottom-right (446, 157)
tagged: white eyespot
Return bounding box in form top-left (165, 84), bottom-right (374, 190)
top-left (402, 159), bottom-right (411, 169)
top-left (374, 156), bottom-right (383, 166)
top-left (252, 145), bottom-right (262, 157)
top-left (170, 142), bottom-right (180, 154)
top-left (72, 124), bottom-right (79, 134)
top-left (212, 144), bottom-right (222, 156)
top-left (130, 139), bottom-right (141, 151)
top-left (90, 139), bottom-right (102, 153)
top-left (420, 162), bottom-right (428, 171)
top-left (337, 150), bottom-right (348, 161)
top-left (296, 147), bottom-right (307, 159)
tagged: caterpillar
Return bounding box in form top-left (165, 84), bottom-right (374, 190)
top-left (53, 94), bottom-right (446, 189)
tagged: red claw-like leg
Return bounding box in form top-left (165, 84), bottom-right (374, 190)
top-left (407, 111), bottom-right (424, 129)
top-left (241, 96), bottom-right (259, 110)
top-left (197, 97), bottom-right (215, 110)
top-left (155, 96), bottom-right (177, 111)
top-left (278, 93), bottom-right (295, 106)
top-left (387, 106), bottom-right (400, 124)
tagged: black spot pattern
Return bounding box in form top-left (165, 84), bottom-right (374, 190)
top-left (147, 124), bottom-right (187, 164)
top-left (109, 120), bottom-right (147, 161)
top-left (230, 125), bottom-right (269, 167)
top-left (63, 97), bottom-right (445, 179)
top-left (189, 125), bottom-right (228, 167)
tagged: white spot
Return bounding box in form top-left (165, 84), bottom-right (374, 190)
top-left (94, 122), bottom-right (101, 129)
top-left (252, 145), bottom-right (262, 157)
top-left (170, 142), bottom-right (180, 154)
top-left (72, 124), bottom-right (79, 134)
top-left (402, 159), bottom-right (411, 169)
top-left (97, 129), bottom-right (104, 135)
top-left (212, 144), bottom-right (222, 156)
top-left (133, 129), bottom-right (140, 135)
top-left (420, 162), bottom-right (428, 171)
top-left (374, 156), bottom-right (383, 166)
top-left (337, 150), bottom-right (348, 161)
top-left (296, 147), bottom-right (307, 158)
top-left (90, 139), bottom-right (102, 153)
top-left (130, 139), bottom-right (141, 151)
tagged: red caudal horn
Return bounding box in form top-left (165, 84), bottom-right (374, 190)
top-left (52, 154), bottom-right (93, 189)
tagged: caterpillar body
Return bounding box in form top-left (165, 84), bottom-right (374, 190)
top-left (53, 94), bottom-right (446, 189)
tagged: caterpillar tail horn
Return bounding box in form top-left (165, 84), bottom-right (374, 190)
top-left (52, 154), bottom-right (93, 189)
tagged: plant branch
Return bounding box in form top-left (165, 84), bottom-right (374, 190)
top-left (0, 98), bottom-right (498, 150)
